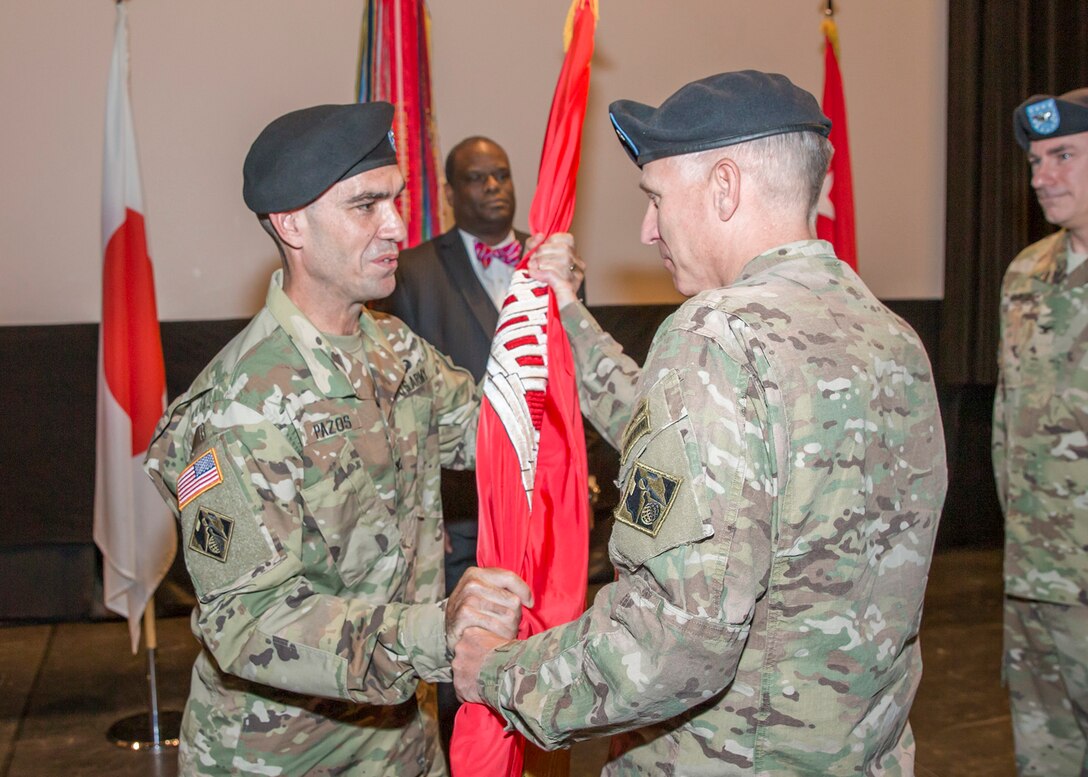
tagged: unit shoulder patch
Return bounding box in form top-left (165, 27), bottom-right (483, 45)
top-left (189, 507), bottom-right (235, 562)
top-left (615, 462), bottom-right (683, 537)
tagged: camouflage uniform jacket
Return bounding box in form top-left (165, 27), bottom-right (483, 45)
top-left (994, 230), bottom-right (1088, 606)
top-left (145, 270), bottom-right (478, 776)
top-left (477, 240), bottom-right (947, 775)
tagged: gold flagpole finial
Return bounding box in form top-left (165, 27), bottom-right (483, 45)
top-left (563, 0), bottom-right (599, 52)
top-left (821, 1), bottom-right (840, 57)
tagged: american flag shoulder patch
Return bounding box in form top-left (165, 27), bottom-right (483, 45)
top-left (177, 448), bottom-right (224, 510)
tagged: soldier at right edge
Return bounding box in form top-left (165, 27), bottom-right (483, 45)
top-left (995, 87), bottom-right (1088, 776)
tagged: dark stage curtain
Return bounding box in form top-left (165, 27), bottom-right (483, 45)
top-left (937, 1), bottom-right (1088, 550)
top-left (942, 0), bottom-right (1088, 384)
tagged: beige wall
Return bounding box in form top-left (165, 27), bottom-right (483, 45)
top-left (0, 0), bottom-right (947, 325)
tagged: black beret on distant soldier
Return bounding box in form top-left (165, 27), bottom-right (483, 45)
top-left (607, 70), bottom-right (832, 167)
top-left (242, 102), bottom-right (399, 214)
top-left (1013, 88), bottom-right (1088, 149)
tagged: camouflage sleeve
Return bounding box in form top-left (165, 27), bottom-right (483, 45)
top-left (992, 280), bottom-right (1010, 514)
top-left (476, 325), bottom-right (771, 748)
top-left (992, 369), bottom-right (1008, 515)
top-left (560, 300), bottom-right (645, 449)
top-left (427, 341), bottom-right (481, 470)
top-left (147, 411), bottom-right (449, 706)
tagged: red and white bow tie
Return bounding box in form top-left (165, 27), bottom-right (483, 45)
top-left (474, 240), bottom-right (521, 269)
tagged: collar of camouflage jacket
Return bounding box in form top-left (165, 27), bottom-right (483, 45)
top-left (1023, 230), bottom-right (1085, 287)
top-left (737, 238), bottom-right (839, 284)
top-left (265, 269), bottom-right (405, 401)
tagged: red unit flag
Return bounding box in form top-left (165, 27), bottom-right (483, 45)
top-left (451, 2), bottom-right (598, 775)
top-left (816, 14), bottom-right (858, 270)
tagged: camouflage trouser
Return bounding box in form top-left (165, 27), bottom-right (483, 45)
top-left (177, 655), bottom-right (446, 776)
top-left (1004, 597), bottom-right (1088, 776)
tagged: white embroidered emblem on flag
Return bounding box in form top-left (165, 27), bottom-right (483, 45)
top-left (483, 270), bottom-right (550, 506)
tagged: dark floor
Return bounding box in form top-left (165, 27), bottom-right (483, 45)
top-left (0, 548), bottom-right (1014, 777)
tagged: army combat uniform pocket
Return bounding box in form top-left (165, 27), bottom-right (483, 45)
top-left (298, 399), bottom-right (406, 592)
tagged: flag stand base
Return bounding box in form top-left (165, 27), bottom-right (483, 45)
top-left (107, 710), bottom-right (182, 751)
top-left (106, 629), bottom-right (182, 752)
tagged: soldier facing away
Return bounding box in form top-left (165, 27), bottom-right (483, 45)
top-left (454, 70), bottom-right (948, 774)
top-left (144, 102), bottom-right (530, 776)
top-left (995, 87), bottom-right (1088, 776)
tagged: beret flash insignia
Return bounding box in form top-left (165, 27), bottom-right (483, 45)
top-left (1027, 98), bottom-right (1060, 135)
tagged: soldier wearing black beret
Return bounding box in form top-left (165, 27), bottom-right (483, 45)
top-left (996, 84), bottom-right (1088, 777)
top-left (453, 70), bottom-right (946, 776)
top-left (144, 101), bottom-right (531, 776)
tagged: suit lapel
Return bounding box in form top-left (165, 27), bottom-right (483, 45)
top-left (437, 229), bottom-right (499, 338)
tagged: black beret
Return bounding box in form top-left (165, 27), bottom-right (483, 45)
top-left (243, 102), bottom-right (399, 214)
top-left (608, 70), bottom-right (831, 167)
top-left (1014, 88), bottom-right (1088, 149)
